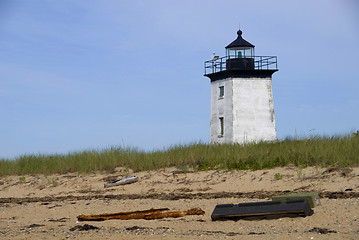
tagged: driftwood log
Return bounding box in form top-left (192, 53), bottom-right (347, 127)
top-left (104, 176), bottom-right (138, 188)
top-left (77, 208), bottom-right (205, 221)
top-left (144, 208), bottom-right (205, 220)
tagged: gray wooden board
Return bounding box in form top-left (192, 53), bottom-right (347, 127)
top-left (211, 199), bottom-right (313, 221)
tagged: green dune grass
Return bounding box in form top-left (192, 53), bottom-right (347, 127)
top-left (1, 133), bottom-right (358, 176)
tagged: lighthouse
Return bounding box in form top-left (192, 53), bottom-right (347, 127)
top-left (204, 29), bottom-right (278, 144)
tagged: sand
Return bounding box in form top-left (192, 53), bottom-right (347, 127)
top-left (1, 166), bottom-right (358, 239)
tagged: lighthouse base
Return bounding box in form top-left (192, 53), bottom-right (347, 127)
top-left (210, 76), bottom-right (276, 144)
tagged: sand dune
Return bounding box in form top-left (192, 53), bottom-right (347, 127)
top-left (1, 166), bottom-right (358, 239)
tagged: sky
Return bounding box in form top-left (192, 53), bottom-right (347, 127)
top-left (1, 0), bottom-right (358, 159)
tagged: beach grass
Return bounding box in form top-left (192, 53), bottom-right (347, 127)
top-left (0, 133), bottom-right (358, 176)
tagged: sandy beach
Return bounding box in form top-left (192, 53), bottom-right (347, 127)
top-left (1, 166), bottom-right (358, 239)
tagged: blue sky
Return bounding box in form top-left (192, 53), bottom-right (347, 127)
top-left (1, 0), bottom-right (358, 159)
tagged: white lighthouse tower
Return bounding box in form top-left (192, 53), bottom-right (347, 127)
top-left (204, 29), bottom-right (278, 144)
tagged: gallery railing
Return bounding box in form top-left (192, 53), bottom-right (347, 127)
top-left (204, 56), bottom-right (278, 75)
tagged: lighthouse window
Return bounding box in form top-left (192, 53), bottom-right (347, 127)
top-left (219, 86), bottom-right (224, 98)
top-left (219, 117), bottom-right (224, 137)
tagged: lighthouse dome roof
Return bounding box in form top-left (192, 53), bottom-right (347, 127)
top-left (225, 29), bottom-right (255, 49)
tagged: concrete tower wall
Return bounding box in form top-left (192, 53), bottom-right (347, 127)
top-left (232, 77), bottom-right (276, 143)
top-left (210, 77), bottom-right (276, 144)
top-left (210, 78), bottom-right (233, 144)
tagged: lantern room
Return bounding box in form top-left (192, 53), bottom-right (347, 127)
top-left (204, 28), bottom-right (277, 75)
top-left (226, 29), bottom-right (255, 59)
top-left (225, 29), bottom-right (255, 70)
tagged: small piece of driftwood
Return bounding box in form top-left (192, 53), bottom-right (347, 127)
top-left (77, 208), bottom-right (205, 221)
top-left (104, 176), bottom-right (138, 188)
